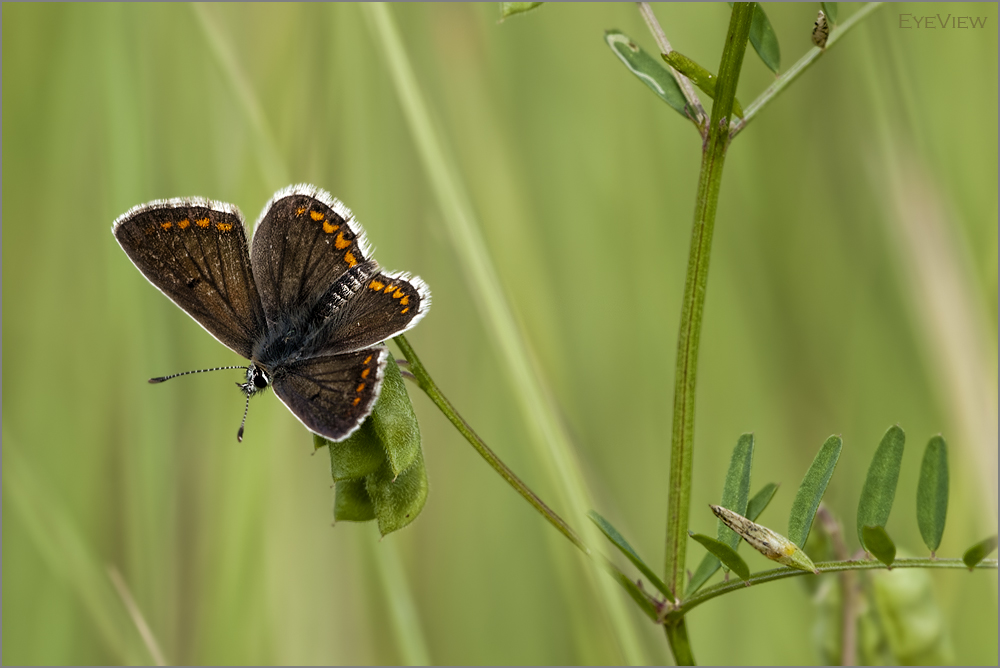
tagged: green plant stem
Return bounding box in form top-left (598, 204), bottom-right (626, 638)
top-left (393, 335), bottom-right (655, 615)
top-left (664, 1), bottom-right (753, 599)
top-left (393, 335), bottom-right (588, 552)
top-left (637, 2), bottom-right (707, 131)
top-left (670, 557), bottom-right (998, 622)
top-left (730, 2), bottom-right (883, 136)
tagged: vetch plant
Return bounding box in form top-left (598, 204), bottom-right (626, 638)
top-left (352, 2), bottom-right (996, 664)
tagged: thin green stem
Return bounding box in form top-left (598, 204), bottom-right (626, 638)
top-left (670, 557), bottom-right (998, 621)
top-left (664, 2), bottom-right (753, 602)
top-left (393, 336), bottom-right (587, 552)
top-left (731, 2), bottom-right (883, 137)
top-left (393, 335), bottom-right (657, 622)
top-left (637, 2), bottom-right (707, 131)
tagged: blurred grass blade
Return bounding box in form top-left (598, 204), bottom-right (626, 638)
top-left (746, 482), bottom-right (779, 520)
top-left (661, 50), bottom-right (745, 118)
top-left (687, 482), bottom-right (777, 595)
top-left (856, 425), bottom-right (905, 551)
top-left (862, 525), bottom-right (897, 568)
top-left (788, 435), bottom-right (842, 547)
top-left (604, 30), bottom-right (688, 118)
top-left (369, 532), bottom-right (432, 665)
top-left (689, 533), bottom-right (749, 581)
top-left (191, 3), bottom-right (289, 188)
top-left (962, 535), bottom-right (998, 569)
top-left (3, 442), bottom-right (152, 664)
top-left (821, 2), bottom-right (839, 23)
top-left (362, 5), bottom-right (646, 662)
top-left (499, 2), bottom-right (542, 20)
top-left (588, 511), bottom-right (669, 597)
top-left (916, 435), bottom-right (948, 554)
top-left (718, 433), bottom-right (754, 551)
top-left (729, 2), bottom-right (780, 73)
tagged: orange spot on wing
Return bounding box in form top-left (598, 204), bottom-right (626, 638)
top-left (323, 220), bottom-right (339, 234)
top-left (401, 307), bottom-right (410, 314)
top-left (344, 251), bottom-right (357, 267)
top-left (361, 368), bottom-right (370, 379)
top-left (363, 355), bottom-right (373, 364)
top-left (196, 218), bottom-right (210, 228)
top-left (216, 222), bottom-right (233, 232)
top-left (356, 383), bottom-right (365, 393)
top-left (369, 280), bottom-right (385, 291)
top-left (400, 296), bottom-right (409, 306)
top-left (178, 219), bottom-right (190, 229)
top-left (160, 221), bottom-right (173, 229)
top-left (296, 206), bottom-right (306, 216)
top-left (352, 397), bottom-right (361, 406)
top-left (383, 284), bottom-right (395, 294)
top-left (393, 288), bottom-right (405, 299)
top-left (310, 210), bottom-right (324, 221)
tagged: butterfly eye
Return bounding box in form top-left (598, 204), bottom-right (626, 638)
top-left (253, 370), bottom-right (269, 389)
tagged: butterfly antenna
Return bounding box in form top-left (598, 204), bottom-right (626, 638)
top-left (148, 365), bottom-right (247, 383)
top-left (237, 392), bottom-right (251, 442)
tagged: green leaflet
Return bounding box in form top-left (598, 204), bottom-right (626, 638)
top-left (588, 511), bottom-right (670, 597)
top-left (916, 436), bottom-right (948, 554)
top-left (690, 532), bottom-right (749, 581)
top-left (718, 433), bottom-right (754, 552)
top-left (788, 435), bottom-right (842, 548)
top-left (856, 425), bottom-right (905, 551)
top-left (962, 535), bottom-right (998, 569)
top-left (498, 2), bottom-right (543, 21)
top-left (862, 525), bottom-right (897, 568)
top-left (604, 30), bottom-right (689, 119)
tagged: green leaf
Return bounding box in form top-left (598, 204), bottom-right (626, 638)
top-left (718, 433), bottom-right (754, 552)
top-left (821, 2), bottom-right (838, 23)
top-left (588, 510), bottom-right (670, 597)
top-left (857, 425), bottom-right (905, 551)
top-left (916, 435), bottom-right (948, 554)
top-left (788, 435), bottom-right (842, 547)
top-left (746, 482), bottom-right (779, 520)
top-left (661, 50), bottom-right (744, 118)
top-left (334, 478), bottom-right (377, 522)
top-left (320, 424), bottom-right (386, 482)
top-left (690, 532), bottom-right (750, 581)
top-left (730, 2), bottom-right (780, 73)
top-left (962, 535), bottom-right (998, 569)
top-left (863, 525), bottom-right (897, 568)
top-left (370, 357), bottom-right (421, 477)
top-left (687, 482), bottom-right (777, 595)
top-left (604, 30), bottom-right (688, 118)
top-left (607, 567), bottom-right (660, 622)
top-left (366, 448), bottom-right (429, 536)
top-left (499, 2), bottom-right (542, 20)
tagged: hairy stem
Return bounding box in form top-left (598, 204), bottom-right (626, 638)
top-left (664, 0), bottom-right (753, 599)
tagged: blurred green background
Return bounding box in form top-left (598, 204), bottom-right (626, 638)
top-left (3, 2), bottom-right (997, 664)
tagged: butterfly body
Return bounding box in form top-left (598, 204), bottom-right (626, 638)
top-left (113, 184), bottom-right (430, 442)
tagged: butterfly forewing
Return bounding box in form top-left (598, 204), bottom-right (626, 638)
top-left (113, 200), bottom-right (266, 358)
top-left (270, 346), bottom-right (389, 441)
top-left (251, 185), bottom-right (374, 324)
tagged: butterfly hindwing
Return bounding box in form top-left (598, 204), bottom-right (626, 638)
top-left (112, 199), bottom-right (266, 359)
top-left (312, 270), bottom-right (431, 355)
top-left (250, 184), bottom-right (374, 324)
top-left (269, 346), bottom-right (389, 441)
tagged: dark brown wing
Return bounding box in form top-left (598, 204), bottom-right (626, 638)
top-left (269, 346), bottom-right (388, 441)
top-left (112, 197), bottom-right (266, 358)
top-left (250, 185), bottom-right (374, 325)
